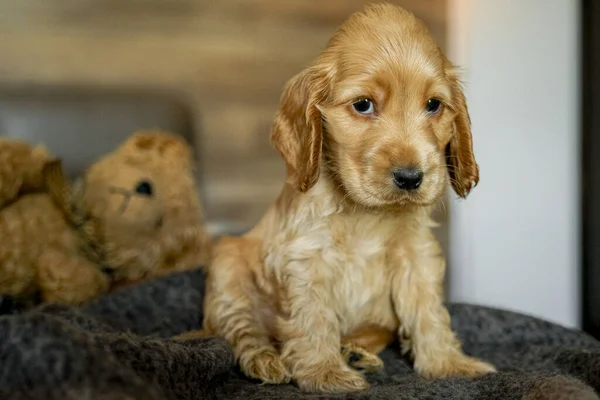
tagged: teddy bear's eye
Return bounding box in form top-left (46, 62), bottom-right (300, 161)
top-left (135, 180), bottom-right (153, 196)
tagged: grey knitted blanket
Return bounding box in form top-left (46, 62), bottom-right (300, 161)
top-left (1, 268), bottom-right (599, 400)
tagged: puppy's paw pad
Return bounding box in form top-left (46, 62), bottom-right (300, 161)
top-left (296, 366), bottom-right (369, 393)
top-left (341, 344), bottom-right (384, 372)
top-left (418, 353), bottom-right (496, 379)
top-left (241, 349), bottom-right (290, 384)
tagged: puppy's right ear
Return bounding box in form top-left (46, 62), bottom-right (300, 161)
top-left (271, 61), bottom-right (334, 193)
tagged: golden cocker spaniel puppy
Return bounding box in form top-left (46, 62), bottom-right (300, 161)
top-left (200, 3), bottom-right (495, 393)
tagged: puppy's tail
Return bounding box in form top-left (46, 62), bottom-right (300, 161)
top-left (0, 137), bottom-right (52, 208)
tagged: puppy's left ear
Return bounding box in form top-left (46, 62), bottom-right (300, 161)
top-left (446, 67), bottom-right (479, 198)
top-left (271, 60), bottom-right (334, 193)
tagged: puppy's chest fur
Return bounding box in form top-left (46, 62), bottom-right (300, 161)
top-left (265, 189), bottom-right (420, 332)
top-left (321, 213), bottom-right (399, 330)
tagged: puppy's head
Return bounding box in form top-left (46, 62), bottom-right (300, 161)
top-left (271, 4), bottom-right (478, 208)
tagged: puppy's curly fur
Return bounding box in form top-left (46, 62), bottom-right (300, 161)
top-left (0, 131), bottom-right (211, 305)
top-left (200, 3), bottom-right (494, 393)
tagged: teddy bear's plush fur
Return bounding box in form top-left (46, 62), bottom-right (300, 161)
top-left (0, 131), bottom-right (211, 305)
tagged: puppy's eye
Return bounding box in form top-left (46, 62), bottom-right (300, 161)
top-left (352, 99), bottom-right (375, 115)
top-left (426, 98), bottom-right (442, 114)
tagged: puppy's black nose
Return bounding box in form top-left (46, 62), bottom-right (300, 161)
top-left (392, 167), bottom-right (423, 191)
top-left (135, 180), bottom-right (153, 196)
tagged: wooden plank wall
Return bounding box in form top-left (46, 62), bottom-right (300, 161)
top-left (0, 0), bottom-right (449, 244)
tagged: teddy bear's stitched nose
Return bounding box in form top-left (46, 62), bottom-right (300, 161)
top-left (135, 181), bottom-right (153, 196)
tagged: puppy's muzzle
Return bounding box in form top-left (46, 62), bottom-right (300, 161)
top-left (392, 167), bottom-right (423, 191)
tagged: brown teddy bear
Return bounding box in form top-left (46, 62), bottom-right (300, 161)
top-left (0, 131), bottom-right (211, 306)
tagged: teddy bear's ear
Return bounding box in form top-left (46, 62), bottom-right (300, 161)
top-left (43, 159), bottom-right (75, 222)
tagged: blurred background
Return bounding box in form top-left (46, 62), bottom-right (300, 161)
top-left (0, 0), bottom-right (591, 334)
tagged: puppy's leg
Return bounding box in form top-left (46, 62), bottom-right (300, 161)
top-left (276, 260), bottom-right (368, 393)
top-left (340, 343), bottom-right (383, 372)
top-left (204, 237), bottom-right (289, 385)
top-left (341, 324), bottom-right (395, 371)
top-left (391, 244), bottom-right (495, 379)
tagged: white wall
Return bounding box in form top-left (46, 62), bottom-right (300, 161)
top-left (447, 0), bottom-right (581, 328)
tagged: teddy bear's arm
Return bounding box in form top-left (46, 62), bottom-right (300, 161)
top-left (153, 230), bottom-right (213, 278)
top-left (0, 138), bottom-right (51, 208)
top-left (36, 247), bottom-right (110, 305)
top-left (178, 231), bottom-right (213, 268)
top-left (171, 243), bottom-right (210, 272)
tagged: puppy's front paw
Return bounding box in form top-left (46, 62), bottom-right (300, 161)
top-left (295, 365), bottom-right (369, 393)
top-left (416, 352), bottom-right (496, 379)
top-left (341, 343), bottom-right (384, 372)
top-left (240, 348), bottom-right (290, 384)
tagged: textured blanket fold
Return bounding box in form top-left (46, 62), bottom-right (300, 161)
top-left (1, 268), bottom-right (599, 400)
